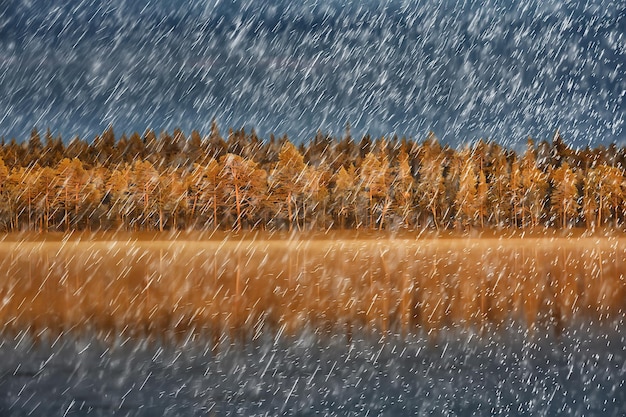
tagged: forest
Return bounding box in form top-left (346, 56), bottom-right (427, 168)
top-left (0, 123), bottom-right (625, 232)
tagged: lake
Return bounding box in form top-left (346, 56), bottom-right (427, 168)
top-left (0, 232), bottom-right (625, 415)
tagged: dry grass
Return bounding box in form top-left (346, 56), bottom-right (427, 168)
top-left (0, 232), bottom-right (624, 339)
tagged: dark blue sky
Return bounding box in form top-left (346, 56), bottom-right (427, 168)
top-left (0, 0), bottom-right (624, 147)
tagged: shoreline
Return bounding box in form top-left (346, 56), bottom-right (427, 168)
top-left (2, 227), bottom-right (626, 242)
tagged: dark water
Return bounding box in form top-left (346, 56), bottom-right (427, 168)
top-left (1, 321), bottom-right (625, 416)
top-left (0, 0), bottom-right (623, 146)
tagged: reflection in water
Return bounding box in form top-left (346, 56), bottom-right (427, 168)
top-left (1, 236), bottom-right (626, 415)
top-left (0, 236), bottom-right (625, 338)
top-left (1, 321), bottom-right (626, 416)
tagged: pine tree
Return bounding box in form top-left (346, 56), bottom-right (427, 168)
top-left (187, 159), bottom-right (221, 229)
top-left (359, 151), bottom-right (391, 229)
top-left (393, 148), bottom-right (415, 228)
top-left (56, 158), bottom-right (87, 230)
top-left (455, 150), bottom-right (478, 228)
top-left (268, 141), bottom-right (306, 231)
top-left (549, 162), bottom-right (579, 228)
top-left (332, 164), bottom-right (357, 229)
top-left (303, 164), bottom-right (330, 229)
top-left (489, 147), bottom-right (511, 227)
top-left (520, 140), bottom-right (548, 228)
top-left (417, 136), bottom-right (445, 229)
top-left (129, 161), bottom-right (159, 230)
top-left (219, 153), bottom-right (266, 231)
top-left (106, 168), bottom-right (130, 229)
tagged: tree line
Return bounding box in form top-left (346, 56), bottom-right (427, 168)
top-left (0, 123), bottom-right (625, 232)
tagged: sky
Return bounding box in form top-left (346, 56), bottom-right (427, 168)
top-left (0, 0), bottom-right (624, 148)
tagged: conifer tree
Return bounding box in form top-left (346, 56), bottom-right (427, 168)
top-left (520, 140), bottom-right (548, 228)
top-left (56, 158), bottom-right (87, 230)
top-left (105, 168), bottom-right (130, 229)
top-left (332, 164), bottom-right (357, 229)
top-left (359, 152), bottom-right (391, 229)
top-left (129, 160), bottom-right (159, 230)
top-left (219, 153), bottom-right (266, 231)
top-left (489, 147), bottom-right (511, 226)
top-left (268, 141), bottom-right (306, 231)
top-left (417, 135), bottom-right (445, 229)
top-left (187, 159), bottom-right (221, 229)
top-left (550, 162), bottom-right (579, 228)
top-left (393, 148), bottom-right (415, 228)
top-left (455, 150), bottom-right (478, 228)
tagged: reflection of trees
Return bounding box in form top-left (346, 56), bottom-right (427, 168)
top-left (1, 239), bottom-right (625, 339)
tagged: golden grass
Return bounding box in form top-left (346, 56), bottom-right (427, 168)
top-left (0, 233), bottom-right (624, 339)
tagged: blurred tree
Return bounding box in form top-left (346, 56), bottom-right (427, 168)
top-left (129, 161), bottom-right (159, 230)
top-left (268, 141), bottom-right (307, 231)
top-left (549, 162), bottom-right (579, 228)
top-left (34, 166), bottom-right (56, 232)
top-left (187, 159), bottom-right (221, 229)
top-left (6, 167), bottom-right (29, 230)
top-left (488, 146), bottom-right (511, 227)
top-left (56, 158), bottom-right (87, 230)
top-left (83, 167), bottom-right (106, 230)
top-left (416, 134), bottom-right (445, 229)
top-left (455, 149), bottom-right (478, 229)
top-left (477, 168), bottom-right (489, 228)
top-left (587, 165), bottom-right (624, 227)
top-left (65, 136), bottom-right (90, 162)
top-left (206, 119), bottom-right (227, 161)
top-left (219, 153), bottom-right (266, 231)
top-left (393, 148), bottom-right (416, 228)
top-left (152, 168), bottom-right (184, 231)
top-left (26, 128), bottom-right (43, 167)
top-left (520, 140), bottom-right (548, 228)
top-left (90, 126), bottom-right (117, 167)
top-left (359, 152), bottom-right (391, 229)
top-left (164, 169), bottom-right (187, 229)
top-left (105, 168), bottom-right (130, 229)
top-left (303, 164), bottom-right (330, 229)
top-left (332, 164), bottom-right (357, 229)
top-left (42, 128), bottom-right (65, 167)
top-left (185, 130), bottom-right (203, 165)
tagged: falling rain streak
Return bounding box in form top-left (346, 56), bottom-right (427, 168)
top-left (0, 0), bottom-right (624, 146)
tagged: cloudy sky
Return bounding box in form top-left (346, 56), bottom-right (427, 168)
top-left (0, 0), bottom-right (623, 147)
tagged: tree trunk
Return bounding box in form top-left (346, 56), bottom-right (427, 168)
top-left (369, 191), bottom-right (373, 229)
top-left (431, 205), bottom-right (438, 230)
top-left (234, 183), bottom-right (242, 231)
top-left (379, 198), bottom-right (390, 231)
top-left (287, 191), bottom-right (293, 231)
top-left (65, 186), bottom-right (69, 231)
top-left (75, 183), bottom-right (80, 229)
top-left (213, 192), bottom-right (218, 230)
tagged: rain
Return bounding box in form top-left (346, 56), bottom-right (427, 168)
top-left (0, 0), bottom-right (624, 146)
top-left (0, 0), bottom-right (625, 416)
